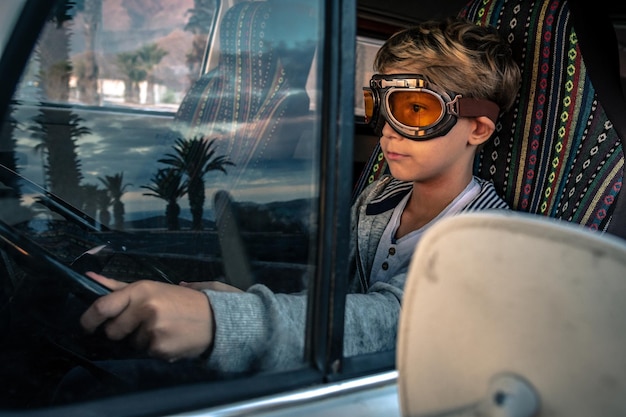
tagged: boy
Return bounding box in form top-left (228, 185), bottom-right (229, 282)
top-left (79, 16), bottom-right (520, 376)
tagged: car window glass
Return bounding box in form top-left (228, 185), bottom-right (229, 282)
top-left (0, 0), bottom-right (321, 408)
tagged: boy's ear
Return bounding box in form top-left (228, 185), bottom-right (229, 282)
top-left (468, 116), bottom-right (496, 146)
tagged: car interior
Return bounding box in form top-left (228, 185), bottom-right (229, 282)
top-left (0, 0), bottom-right (625, 414)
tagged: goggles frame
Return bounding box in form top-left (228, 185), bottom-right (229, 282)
top-left (363, 74), bottom-right (500, 141)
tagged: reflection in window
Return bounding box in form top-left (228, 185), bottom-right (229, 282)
top-left (16, 0), bottom-right (217, 109)
top-left (0, 0), bottom-right (322, 408)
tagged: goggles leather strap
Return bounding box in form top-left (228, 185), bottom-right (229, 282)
top-left (453, 97), bottom-right (500, 124)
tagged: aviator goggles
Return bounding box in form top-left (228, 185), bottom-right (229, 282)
top-left (363, 74), bottom-right (500, 141)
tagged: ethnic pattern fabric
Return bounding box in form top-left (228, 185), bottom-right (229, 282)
top-left (354, 0), bottom-right (625, 233)
top-left (173, 1), bottom-right (312, 185)
top-left (459, 0), bottom-right (624, 231)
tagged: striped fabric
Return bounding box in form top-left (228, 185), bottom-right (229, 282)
top-left (354, 0), bottom-right (625, 234)
top-left (173, 1), bottom-right (312, 182)
top-left (364, 176), bottom-right (508, 215)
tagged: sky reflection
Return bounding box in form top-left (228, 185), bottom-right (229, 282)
top-left (12, 105), bottom-right (319, 219)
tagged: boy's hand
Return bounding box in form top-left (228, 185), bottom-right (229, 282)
top-left (81, 272), bottom-right (214, 362)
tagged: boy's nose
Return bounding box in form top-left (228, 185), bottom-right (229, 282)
top-left (381, 121), bottom-right (404, 140)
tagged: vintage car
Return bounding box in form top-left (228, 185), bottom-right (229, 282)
top-left (0, 0), bottom-right (625, 416)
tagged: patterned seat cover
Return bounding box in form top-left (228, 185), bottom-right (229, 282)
top-left (172, 1), bottom-right (314, 185)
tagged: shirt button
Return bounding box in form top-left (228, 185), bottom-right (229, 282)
top-left (388, 247), bottom-right (396, 256)
top-left (382, 262), bottom-right (389, 270)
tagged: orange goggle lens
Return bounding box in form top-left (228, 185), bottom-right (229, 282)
top-left (387, 90), bottom-right (443, 128)
top-left (362, 88), bottom-right (445, 129)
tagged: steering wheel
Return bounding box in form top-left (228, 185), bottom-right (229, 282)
top-left (0, 165), bottom-right (144, 358)
top-left (0, 217), bottom-right (111, 300)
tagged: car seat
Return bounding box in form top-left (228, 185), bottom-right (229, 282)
top-left (353, 0), bottom-right (626, 239)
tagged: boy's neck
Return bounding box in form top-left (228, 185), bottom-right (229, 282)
top-left (395, 172), bottom-right (474, 238)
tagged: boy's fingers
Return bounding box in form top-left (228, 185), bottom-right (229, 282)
top-left (80, 285), bottom-right (132, 333)
top-left (86, 271), bottom-right (128, 291)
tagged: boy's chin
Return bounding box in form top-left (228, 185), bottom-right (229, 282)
top-left (387, 167), bottom-right (419, 182)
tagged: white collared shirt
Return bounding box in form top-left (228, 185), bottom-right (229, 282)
top-left (370, 178), bottom-right (481, 284)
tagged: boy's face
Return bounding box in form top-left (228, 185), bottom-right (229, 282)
top-left (377, 68), bottom-right (480, 184)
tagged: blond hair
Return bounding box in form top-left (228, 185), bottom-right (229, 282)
top-left (374, 17), bottom-right (520, 112)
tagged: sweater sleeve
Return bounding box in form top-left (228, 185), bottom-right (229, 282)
top-left (343, 273), bottom-right (405, 355)
top-left (202, 272), bottom-right (405, 373)
top-left (203, 285), bottom-right (308, 374)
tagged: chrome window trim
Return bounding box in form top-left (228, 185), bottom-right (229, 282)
top-left (173, 371), bottom-right (399, 417)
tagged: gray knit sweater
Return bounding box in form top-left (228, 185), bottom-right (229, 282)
top-left (203, 175), bottom-right (508, 374)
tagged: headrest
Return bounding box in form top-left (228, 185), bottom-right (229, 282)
top-left (398, 211), bottom-right (626, 416)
